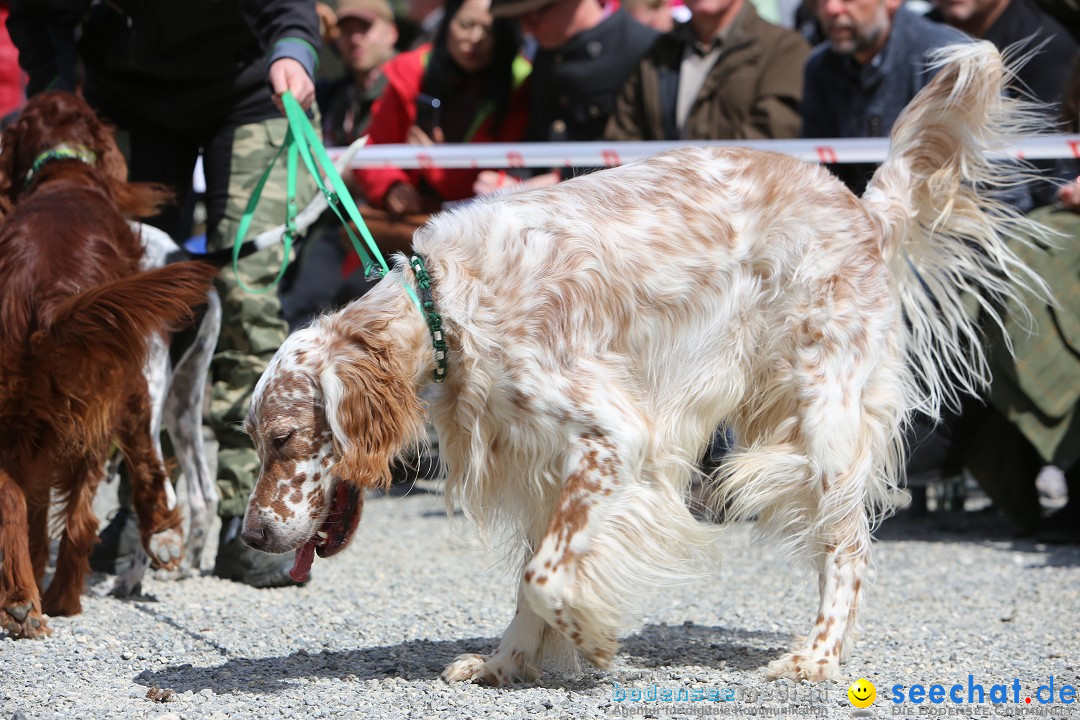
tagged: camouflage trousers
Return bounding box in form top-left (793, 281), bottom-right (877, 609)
top-left (111, 113), bottom-right (318, 517)
top-left (209, 118), bottom-right (317, 517)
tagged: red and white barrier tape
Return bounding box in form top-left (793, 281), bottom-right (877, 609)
top-left (329, 135), bottom-right (1080, 170)
top-left (236, 134), bottom-right (1079, 252)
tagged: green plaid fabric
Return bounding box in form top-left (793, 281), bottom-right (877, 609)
top-left (986, 205), bottom-right (1080, 469)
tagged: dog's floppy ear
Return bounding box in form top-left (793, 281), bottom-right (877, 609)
top-left (89, 113), bottom-right (173, 219)
top-left (90, 114), bottom-right (129, 184)
top-left (319, 331), bottom-right (426, 490)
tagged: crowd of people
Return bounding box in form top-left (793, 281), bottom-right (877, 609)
top-left (0, 0), bottom-right (1077, 595)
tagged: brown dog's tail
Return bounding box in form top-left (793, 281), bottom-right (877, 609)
top-left (860, 40), bottom-right (1053, 422)
top-left (31, 261), bottom-right (217, 451)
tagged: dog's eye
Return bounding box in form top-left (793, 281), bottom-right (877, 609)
top-left (273, 431), bottom-right (293, 449)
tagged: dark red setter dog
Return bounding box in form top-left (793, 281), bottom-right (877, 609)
top-left (0, 92), bottom-right (216, 638)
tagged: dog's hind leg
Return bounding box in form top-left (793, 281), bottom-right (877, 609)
top-left (764, 312), bottom-right (900, 682)
top-left (116, 386), bottom-right (184, 593)
top-left (766, 535), bottom-right (869, 682)
top-left (165, 289), bottom-right (221, 575)
top-left (110, 334), bottom-right (172, 597)
top-left (0, 470), bottom-right (51, 638)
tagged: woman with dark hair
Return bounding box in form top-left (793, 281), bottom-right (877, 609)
top-left (356, 0), bottom-right (530, 215)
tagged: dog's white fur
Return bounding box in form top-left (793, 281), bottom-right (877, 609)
top-left (108, 222), bottom-right (222, 597)
top-left (243, 42), bottom-right (1050, 683)
top-left (110, 138), bottom-right (370, 586)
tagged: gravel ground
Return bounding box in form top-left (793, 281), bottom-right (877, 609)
top-left (2, 481), bottom-right (1078, 720)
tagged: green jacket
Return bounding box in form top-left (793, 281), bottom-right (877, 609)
top-left (986, 205), bottom-right (1080, 470)
top-left (605, 2), bottom-right (810, 141)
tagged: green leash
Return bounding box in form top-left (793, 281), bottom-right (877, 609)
top-left (232, 91), bottom-right (417, 311)
top-left (235, 92), bottom-right (452, 379)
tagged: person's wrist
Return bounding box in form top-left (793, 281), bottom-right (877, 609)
top-left (268, 38), bottom-right (318, 80)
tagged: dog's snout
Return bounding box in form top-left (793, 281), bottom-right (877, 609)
top-left (240, 516), bottom-right (268, 550)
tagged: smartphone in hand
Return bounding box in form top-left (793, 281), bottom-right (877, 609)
top-left (415, 93), bottom-right (442, 137)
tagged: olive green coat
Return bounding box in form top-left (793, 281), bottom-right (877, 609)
top-left (604, 2), bottom-right (810, 142)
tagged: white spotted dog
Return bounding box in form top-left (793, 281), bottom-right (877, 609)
top-left (107, 137), bottom-right (371, 595)
top-left (241, 41), bottom-right (1050, 683)
top-left (103, 137), bottom-right (374, 594)
top-left (108, 222), bottom-right (222, 597)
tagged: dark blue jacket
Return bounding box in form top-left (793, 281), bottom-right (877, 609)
top-left (528, 10), bottom-right (658, 142)
top-left (800, 7), bottom-right (967, 194)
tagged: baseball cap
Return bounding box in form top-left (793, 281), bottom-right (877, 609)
top-left (490, 0), bottom-right (564, 17)
top-left (337, 0), bottom-right (395, 23)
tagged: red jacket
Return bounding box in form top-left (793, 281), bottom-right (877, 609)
top-left (0, 3), bottom-right (24, 118)
top-left (356, 45), bottom-right (531, 208)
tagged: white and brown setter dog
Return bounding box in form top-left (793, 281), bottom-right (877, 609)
top-left (104, 221), bottom-right (223, 598)
top-left (242, 42), bottom-right (1050, 682)
top-left (0, 92), bottom-right (215, 637)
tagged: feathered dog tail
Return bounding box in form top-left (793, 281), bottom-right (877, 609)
top-left (861, 40), bottom-right (1052, 422)
top-left (34, 261), bottom-right (217, 454)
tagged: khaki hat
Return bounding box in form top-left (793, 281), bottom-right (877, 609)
top-left (337, 0), bottom-right (395, 23)
top-left (490, 0), bottom-right (564, 17)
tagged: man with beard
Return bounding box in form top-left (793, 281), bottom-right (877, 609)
top-left (799, 0), bottom-right (965, 194)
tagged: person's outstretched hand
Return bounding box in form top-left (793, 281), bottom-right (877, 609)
top-left (269, 58), bottom-right (316, 114)
top-left (406, 124), bottom-right (445, 145)
top-left (385, 182), bottom-right (423, 216)
top-left (473, 169), bottom-right (561, 196)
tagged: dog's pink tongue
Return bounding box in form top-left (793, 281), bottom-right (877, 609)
top-left (290, 539), bottom-right (317, 582)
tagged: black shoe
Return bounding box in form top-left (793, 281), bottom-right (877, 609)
top-left (213, 517), bottom-right (306, 588)
top-left (89, 507), bottom-right (138, 574)
top-left (1038, 505), bottom-right (1080, 544)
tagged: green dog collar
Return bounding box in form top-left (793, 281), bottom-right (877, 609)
top-left (23, 144), bottom-right (98, 189)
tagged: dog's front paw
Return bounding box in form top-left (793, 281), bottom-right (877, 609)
top-left (1, 601), bottom-right (51, 639)
top-left (444, 653), bottom-right (497, 684)
top-left (443, 653), bottom-right (521, 686)
top-left (146, 527), bottom-right (184, 570)
top-left (443, 651), bottom-right (539, 686)
top-left (766, 652), bottom-right (839, 682)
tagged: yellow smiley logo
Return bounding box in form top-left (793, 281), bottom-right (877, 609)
top-left (848, 678), bottom-right (876, 708)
